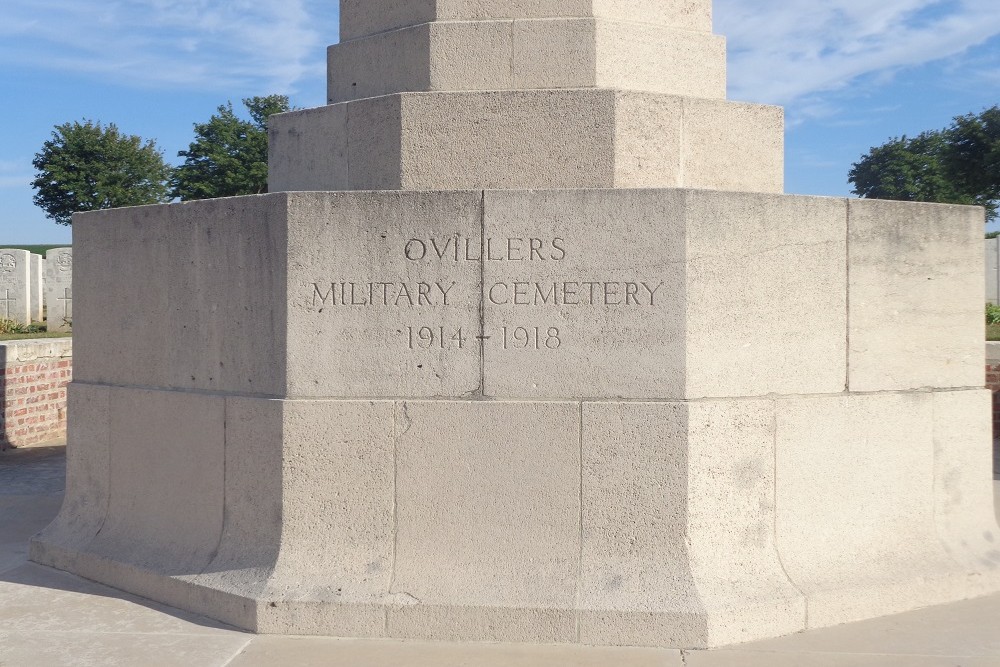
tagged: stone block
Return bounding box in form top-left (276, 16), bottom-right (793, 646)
top-left (848, 200), bottom-right (984, 392)
top-left (339, 0), bottom-right (712, 41)
top-left (267, 105), bottom-right (347, 193)
top-left (71, 197), bottom-right (289, 395)
top-left (31, 382), bottom-right (110, 563)
top-left (986, 237), bottom-right (999, 305)
top-left (481, 189), bottom-right (687, 399)
top-left (391, 401), bottom-right (580, 642)
top-left (774, 393), bottom-right (975, 628)
top-left (44, 247), bottom-right (72, 332)
top-left (0, 249), bottom-right (31, 325)
top-left (269, 91), bottom-right (784, 193)
top-left (285, 191), bottom-right (482, 398)
top-left (480, 190), bottom-right (844, 399)
top-left (680, 97), bottom-right (785, 193)
top-left (327, 19), bottom-right (725, 103)
top-left (579, 400), bottom-right (804, 648)
top-left (683, 192), bottom-right (846, 397)
top-left (90, 386), bottom-right (225, 575)
top-left (930, 389), bottom-right (1000, 594)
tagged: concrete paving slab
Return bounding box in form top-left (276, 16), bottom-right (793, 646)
top-left (0, 631), bottom-right (251, 667)
top-left (685, 652), bottom-right (1000, 666)
top-left (226, 637), bottom-right (681, 666)
top-left (0, 494), bottom-right (63, 545)
top-left (0, 445), bottom-right (66, 495)
top-left (729, 592), bottom-right (1000, 658)
top-left (0, 563), bottom-right (240, 636)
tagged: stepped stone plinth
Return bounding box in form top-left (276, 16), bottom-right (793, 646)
top-left (33, 0), bottom-right (1000, 650)
top-left (269, 0), bottom-right (782, 194)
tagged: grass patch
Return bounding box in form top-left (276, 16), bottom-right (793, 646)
top-left (988, 324), bottom-right (1000, 341)
top-left (0, 245), bottom-right (67, 256)
top-left (0, 319), bottom-right (70, 341)
top-left (0, 331), bottom-right (71, 341)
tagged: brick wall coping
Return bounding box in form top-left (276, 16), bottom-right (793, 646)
top-left (0, 338), bottom-right (72, 363)
top-left (988, 341), bottom-right (1000, 363)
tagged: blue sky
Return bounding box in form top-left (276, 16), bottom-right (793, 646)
top-left (1, 0), bottom-right (999, 244)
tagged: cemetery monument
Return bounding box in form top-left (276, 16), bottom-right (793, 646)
top-left (32, 0), bottom-right (1000, 648)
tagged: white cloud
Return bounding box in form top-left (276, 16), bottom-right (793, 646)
top-left (716, 0), bottom-right (1000, 105)
top-left (0, 159), bottom-right (34, 190)
top-left (0, 0), bottom-right (339, 94)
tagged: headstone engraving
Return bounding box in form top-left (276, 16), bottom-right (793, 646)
top-left (44, 247), bottom-right (72, 332)
top-left (0, 249), bottom-right (31, 326)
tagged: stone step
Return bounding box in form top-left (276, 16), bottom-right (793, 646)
top-left (328, 19), bottom-right (726, 103)
top-left (269, 90), bottom-right (783, 193)
top-left (339, 0), bottom-right (713, 42)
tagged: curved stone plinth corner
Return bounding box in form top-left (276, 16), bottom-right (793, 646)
top-left (30, 0), bottom-right (1000, 650)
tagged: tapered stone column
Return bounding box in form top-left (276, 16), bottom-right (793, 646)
top-left (269, 0), bottom-right (783, 194)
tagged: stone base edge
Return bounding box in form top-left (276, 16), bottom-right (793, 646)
top-left (29, 533), bottom-right (1000, 648)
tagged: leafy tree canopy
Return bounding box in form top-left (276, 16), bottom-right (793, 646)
top-left (31, 120), bottom-right (171, 226)
top-left (171, 95), bottom-right (291, 201)
top-left (849, 105), bottom-right (1000, 222)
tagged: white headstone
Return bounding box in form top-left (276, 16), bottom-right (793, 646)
top-left (30, 253), bottom-right (44, 323)
top-left (0, 249), bottom-right (31, 326)
top-left (44, 247), bottom-right (72, 332)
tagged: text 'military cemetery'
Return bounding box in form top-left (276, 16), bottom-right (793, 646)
top-left (33, 0), bottom-right (1000, 649)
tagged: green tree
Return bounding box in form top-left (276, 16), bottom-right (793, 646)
top-left (31, 121), bottom-right (171, 225)
top-left (171, 95), bottom-right (291, 201)
top-left (849, 106), bottom-right (1000, 222)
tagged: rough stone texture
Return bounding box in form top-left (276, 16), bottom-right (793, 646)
top-left (683, 192), bottom-right (846, 398)
top-left (32, 383), bottom-right (109, 553)
top-left (848, 200), bottom-right (984, 392)
top-left (44, 247), bottom-right (73, 333)
top-left (986, 237), bottom-right (999, 304)
top-left (481, 189), bottom-right (687, 400)
top-left (327, 19), bottom-right (726, 103)
top-left (774, 393), bottom-right (985, 628)
top-left (285, 192), bottom-right (481, 398)
top-left (481, 190), bottom-right (844, 399)
top-left (579, 400), bottom-right (804, 647)
top-left (391, 401), bottom-right (579, 643)
top-left (930, 390), bottom-right (1000, 595)
top-left (0, 249), bottom-right (31, 325)
top-left (269, 91), bottom-right (784, 194)
top-left (71, 198), bottom-right (288, 396)
top-left (338, 0), bottom-right (713, 41)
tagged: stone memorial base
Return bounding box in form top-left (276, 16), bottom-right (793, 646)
top-left (31, 189), bottom-right (1000, 648)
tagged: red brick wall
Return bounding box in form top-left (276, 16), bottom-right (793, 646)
top-left (1, 343), bottom-right (72, 451)
top-left (989, 362), bottom-right (1000, 437)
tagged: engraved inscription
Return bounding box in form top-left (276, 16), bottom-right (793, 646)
top-left (488, 281), bottom-right (663, 306)
top-left (310, 236), bottom-right (663, 353)
top-left (55, 252), bottom-right (72, 272)
top-left (404, 236), bottom-right (566, 262)
top-left (0, 289), bottom-right (14, 318)
top-left (403, 326), bottom-right (562, 350)
top-left (313, 281), bottom-right (457, 307)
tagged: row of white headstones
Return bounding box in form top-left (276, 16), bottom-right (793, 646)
top-left (0, 248), bottom-right (72, 333)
